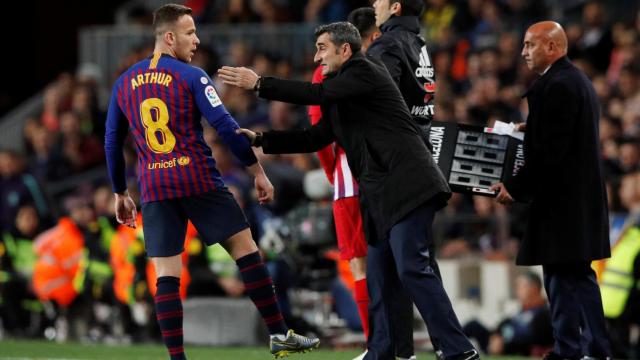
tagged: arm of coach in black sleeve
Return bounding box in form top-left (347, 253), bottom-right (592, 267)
top-left (260, 118), bottom-right (336, 155)
top-left (258, 58), bottom-right (376, 105)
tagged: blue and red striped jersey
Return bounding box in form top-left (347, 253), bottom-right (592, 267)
top-left (105, 52), bottom-right (257, 203)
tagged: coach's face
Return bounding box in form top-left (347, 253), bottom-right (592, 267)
top-left (314, 33), bottom-right (350, 76)
top-left (171, 15), bottom-right (200, 63)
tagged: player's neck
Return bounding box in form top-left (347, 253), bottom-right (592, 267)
top-left (154, 44), bottom-right (177, 59)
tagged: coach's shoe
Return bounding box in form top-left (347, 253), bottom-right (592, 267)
top-left (397, 355), bottom-right (417, 360)
top-left (270, 329), bottom-right (320, 358)
top-left (446, 349), bottom-right (479, 360)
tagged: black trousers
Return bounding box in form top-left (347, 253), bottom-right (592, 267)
top-left (365, 201), bottom-right (473, 359)
top-left (543, 262), bottom-right (611, 358)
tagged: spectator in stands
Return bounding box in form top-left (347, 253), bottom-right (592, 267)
top-left (575, 2), bottom-right (614, 73)
top-left (618, 139), bottom-right (640, 173)
top-left (0, 150), bottom-right (51, 232)
top-left (58, 111), bottom-right (104, 172)
top-left (28, 125), bottom-right (69, 182)
top-left (463, 272), bottom-right (553, 356)
top-left (0, 204), bottom-right (44, 337)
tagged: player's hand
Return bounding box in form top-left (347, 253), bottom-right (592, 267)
top-left (254, 173), bottom-right (274, 205)
top-left (114, 192), bottom-right (137, 228)
top-left (490, 182), bottom-right (514, 205)
top-left (236, 128), bottom-right (257, 144)
top-left (218, 66), bottom-right (259, 90)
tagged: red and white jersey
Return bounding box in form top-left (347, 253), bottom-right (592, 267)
top-left (308, 66), bottom-right (359, 200)
top-left (332, 148), bottom-right (358, 200)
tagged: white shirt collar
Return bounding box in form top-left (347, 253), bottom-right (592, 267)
top-left (540, 64), bottom-right (552, 75)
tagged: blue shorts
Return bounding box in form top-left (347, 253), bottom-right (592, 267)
top-left (141, 188), bottom-right (249, 257)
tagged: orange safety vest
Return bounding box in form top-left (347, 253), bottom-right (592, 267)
top-left (111, 216), bottom-right (194, 303)
top-left (325, 249), bottom-right (355, 292)
top-left (32, 218), bottom-right (85, 307)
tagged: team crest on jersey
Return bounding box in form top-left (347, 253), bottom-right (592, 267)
top-left (178, 156), bottom-right (190, 166)
top-left (204, 85), bottom-right (222, 107)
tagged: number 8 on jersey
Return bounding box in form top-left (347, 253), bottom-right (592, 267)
top-left (140, 97), bottom-right (176, 154)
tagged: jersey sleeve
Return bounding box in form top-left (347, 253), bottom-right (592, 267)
top-left (189, 67), bottom-right (257, 167)
top-left (104, 81), bottom-right (129, 194)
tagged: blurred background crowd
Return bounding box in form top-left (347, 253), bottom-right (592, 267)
top-left (1, 0), bottom-right (640, 357)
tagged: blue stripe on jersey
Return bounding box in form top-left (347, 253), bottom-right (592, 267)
top-left (106, 53), bottom-right (254, 203)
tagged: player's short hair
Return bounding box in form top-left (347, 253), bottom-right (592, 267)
top-left (347, 7), bottom-right (378, 39)
top-left (393, 0), bottom-right (425, 17)
top-left (153, 3), bottom-right (193, 36)
top-left (315, 22), bottom-right (362, 54)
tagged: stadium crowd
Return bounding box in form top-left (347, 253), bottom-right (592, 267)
top-left (1, 0), bottom-right (639, 356)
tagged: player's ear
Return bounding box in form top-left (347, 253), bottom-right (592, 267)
top-left (164, 31), bottom-right (175, 45)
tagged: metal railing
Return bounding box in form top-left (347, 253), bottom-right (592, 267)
top-left (79, 23), bottom-right (318, 92)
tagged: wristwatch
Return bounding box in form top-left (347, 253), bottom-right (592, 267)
top-left (253, 132), bottom-right (263, 147)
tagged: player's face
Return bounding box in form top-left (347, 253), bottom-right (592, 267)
top-left (521, 31), bottom-right (549, 74)
top-left (314, 33), bottom-right (348, 76)
top-left (373, 0), bottom-right (396, 27)
top-left (172, 15), bottom-right (200, 63)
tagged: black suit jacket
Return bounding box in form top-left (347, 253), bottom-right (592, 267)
top-left (505, 56), bottom-right (611, 265)
top-left (257, 52), bottom-right (451, 242)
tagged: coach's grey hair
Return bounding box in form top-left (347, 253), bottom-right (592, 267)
top-left (314, 22), bottom-right (362, 54)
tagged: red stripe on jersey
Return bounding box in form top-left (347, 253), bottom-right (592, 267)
top-left (176, 75), bottom-right (202, 195)
top-left (160, 71), bottom-right (180, 199)
top-left (142, 68), bottom-right (166, 201)
top-left (124, 72), bottom-right (153, 200)
top-left (182, 73), bottom-right (211, 194)
top-left (140, 68), bottom-right (163, 202)
top-left (173, 71), bottom-right (196, 196)
top-left (172, 75), bottom-right (193, 196)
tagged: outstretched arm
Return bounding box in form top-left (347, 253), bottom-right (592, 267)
top-left (236, 117), bottom-right (336, 155)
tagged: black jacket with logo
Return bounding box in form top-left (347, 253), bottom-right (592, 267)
top-left (256, 52), bottom-right (450, 242)
top-left (367, 16), bottom-right (435, 131)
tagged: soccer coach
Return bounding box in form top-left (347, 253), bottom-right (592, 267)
top-left (219, 22), bottom-right (478, 360)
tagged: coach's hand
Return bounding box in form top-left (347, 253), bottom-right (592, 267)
top-left (236, 128), bottom-right (257, 144)
top-left (115, 191), bottom-right (137, 228)
top-left (218, 66), bottom-right (259, 90)
top-left (490, 182), bottom-right (514, 205)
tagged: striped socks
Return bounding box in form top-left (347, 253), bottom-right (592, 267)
top-left (155, 276), bottom-right (186, 360)
top-left (236, 251), bottom-right (288, 335)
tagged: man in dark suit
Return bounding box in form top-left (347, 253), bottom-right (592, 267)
top-left (491, 21), bottom-right (612, 360)
top-left (219, 22), bottom-right (478, 360)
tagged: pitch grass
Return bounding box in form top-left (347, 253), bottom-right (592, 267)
top-left (0, 339), bottom-right (533, 360)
